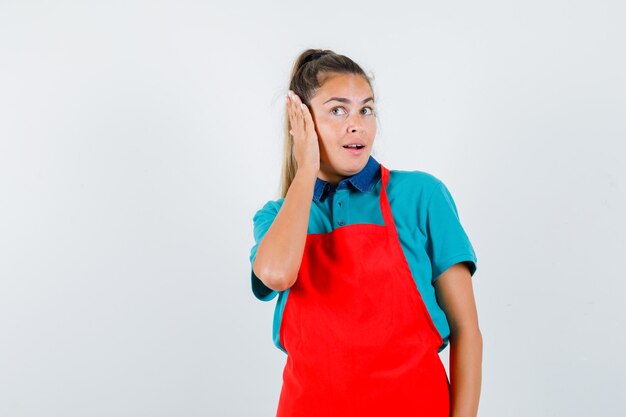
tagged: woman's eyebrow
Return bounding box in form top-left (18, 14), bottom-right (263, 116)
top-left (323, 97), bottom-right (374, 105)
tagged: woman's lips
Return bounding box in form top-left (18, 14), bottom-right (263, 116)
top-left (343, 145), bottom-right (366, 155)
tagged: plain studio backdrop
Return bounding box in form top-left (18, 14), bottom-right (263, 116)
top-left (1, 1), bottom-right (624, 416)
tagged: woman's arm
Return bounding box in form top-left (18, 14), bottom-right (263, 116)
top-left (252, 91), bottom-right (320, 292)
top-left (434, 262), bottom-right (483, 417)
top-left (252, 169), bottom-right (316, 291)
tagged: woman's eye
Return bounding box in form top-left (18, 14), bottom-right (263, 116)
top-left (330, 106), bottom-right (375, 116)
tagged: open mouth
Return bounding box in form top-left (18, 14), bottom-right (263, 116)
top-left (343, 144), bottom-right (365, 149)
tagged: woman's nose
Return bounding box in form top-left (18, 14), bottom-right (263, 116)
top-left (346, 112), bottom-right (364, 133)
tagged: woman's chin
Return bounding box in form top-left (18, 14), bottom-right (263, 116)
top-left (343, 154), bottom-right (370, 171)
top-left (327, 160), bottom-right (368, 178)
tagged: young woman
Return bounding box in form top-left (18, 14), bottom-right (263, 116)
top-left (249, 49), bottom-right (482, 417)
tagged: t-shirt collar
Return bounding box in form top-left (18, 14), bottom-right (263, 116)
top-left (313, 155), bottom-right (381, 202)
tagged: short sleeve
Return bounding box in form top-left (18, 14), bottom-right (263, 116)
top-left (425, 181), bottom-right (478, 283)
top-left (249, 199), bottom-right (284, 301)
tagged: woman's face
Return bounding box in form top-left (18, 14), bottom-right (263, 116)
top-left (308, 73), bottom-right (377, 184)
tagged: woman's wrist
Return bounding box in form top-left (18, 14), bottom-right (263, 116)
top-left (295, 166), bottom-right (319, 183)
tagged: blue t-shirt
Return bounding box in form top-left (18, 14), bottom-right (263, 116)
top-left (250, 155), bottom-right (478, 353)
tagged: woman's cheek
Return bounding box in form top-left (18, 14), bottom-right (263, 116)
top-left (365, 118), bottom-right (377, 131)
top-left (320, 113), bottom-right (344, 124)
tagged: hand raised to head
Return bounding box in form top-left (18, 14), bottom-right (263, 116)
top-left (287, 90), bottom-right (320, 177)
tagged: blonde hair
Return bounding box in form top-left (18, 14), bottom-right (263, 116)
top-left (279, 49), bottom-right (374, 198)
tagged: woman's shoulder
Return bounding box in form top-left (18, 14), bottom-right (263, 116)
top-left (252, 197), bottom-right (285, 222)
top-left (388, 168), bottom-right (443, 195)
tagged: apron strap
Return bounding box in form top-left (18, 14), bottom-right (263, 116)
top-left (379, 165), bottom-right (396, 229)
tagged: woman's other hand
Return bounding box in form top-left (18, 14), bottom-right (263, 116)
top-left (287, 90), bottom-right (320, 177)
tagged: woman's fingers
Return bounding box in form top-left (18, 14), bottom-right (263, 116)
top-left (295, 97), bottom-right (316, 143)
top-left (286, 90), bottom-right (320, 175)
top-left (286, 95), bottom-right (296, 134)
top-left (289, 90), bottom-right (317, 144)
top-left (300, 102), bottom-right (314, 138)
top-left (291, 91), bottom-right (304, 122)
top-left (287, 90), bottom-right (304, 136)
top-left (288, 90), bottom-right (318, 153)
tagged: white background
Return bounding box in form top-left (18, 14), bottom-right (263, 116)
top-left (1, 1), bottom-right (624, 416)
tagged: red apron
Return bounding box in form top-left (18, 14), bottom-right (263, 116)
top-left (276, 164), bottom-right (450, 417)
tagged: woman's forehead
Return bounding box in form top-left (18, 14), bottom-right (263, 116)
top-left (314, 73), bottom-right (373, 103)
